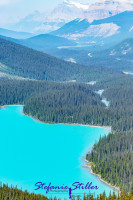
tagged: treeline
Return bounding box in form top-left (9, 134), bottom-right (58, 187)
top-left (1, 184), bottom-right (133, 200)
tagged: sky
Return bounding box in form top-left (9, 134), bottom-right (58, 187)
top-left (0, 0), bottom-right (101, 26)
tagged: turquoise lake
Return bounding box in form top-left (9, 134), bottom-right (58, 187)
top-left (0, 106), bottom-right (116, 199)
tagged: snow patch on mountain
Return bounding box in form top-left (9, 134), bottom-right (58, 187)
top-left (122, 47), bottom-right (132, 55)
top-left (65, 58), bottom-right (77, 63)
top-left (64, 0), bottom-right (89, 10)
top-left (88, 53), bottom-right (92, 57)
top-left (61, 23), bottom-right (120, 40)
top-left (86, 23), bottom-right (120, 38)
top-left (84, 0), bottom-right (133, 22)
top-left (110, 50), bottom-right (116, 55)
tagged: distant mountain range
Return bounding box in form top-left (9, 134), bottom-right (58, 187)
top-left (8, 11), bottom-right (132, 72)
top-left (3, 10), bottom-right (133, 49)
top-left (51, 11), bottom-right (133, 47)
top-left (7, 0), bottom-right (133, 34)
top-left (5, 11), bottom-right (132, 53)
top-left (0, 1), bottom-right (133, 74)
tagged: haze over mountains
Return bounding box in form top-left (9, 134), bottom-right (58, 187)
top-left (0, 28), bottom-right (32, 39)
top-left (0, 0), bottom-right (133, 74)
top-left (7, 0), bottom-right (133, 34)
top-left (5, 10), bottom-right (131, 74)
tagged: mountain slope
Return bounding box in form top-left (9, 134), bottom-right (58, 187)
top-left (51, 11), bottom-right (133, 47)
top-left (0, 28), bottom-right (32, 39)
top-left (99, 38), bottom-right (133, 72)
top-left (85, 38), bottom-right (133, 72)
top-left (0, 37), bottom-right (122, 82)
top-left (51, 18), bottom-right (90, 36)
top-left (57, 38), bottom-right (133, 72)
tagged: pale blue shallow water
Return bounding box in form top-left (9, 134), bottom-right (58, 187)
top-left (0, 106), bottom-right (116, 199)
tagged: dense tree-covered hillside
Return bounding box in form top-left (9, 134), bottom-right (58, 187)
top-left (86, 76), bottom-right (133, 192)
top-left (0, 37), bottom-right (122, 82)
top-left (23, 84), bottom-right (105, 124)
top-left (0, 79), bottom-right (107, 126)
top-left (0, 79), bottom-right (102, 107)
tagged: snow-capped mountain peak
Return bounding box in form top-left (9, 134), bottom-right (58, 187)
top-left (63, 0), bottom-right (89, 10)
top-left (83, 0), bottom-right (133, 22)
top-left (89, 0), bottom-right (133, 11)
top-left (9, 0), bottom-right (133, 34)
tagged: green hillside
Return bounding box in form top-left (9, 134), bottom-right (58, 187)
top-left (0, 37), bottom-right (122, 82)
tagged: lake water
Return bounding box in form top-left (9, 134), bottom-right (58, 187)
top-left (0, 106), bottom-right (116, 199)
